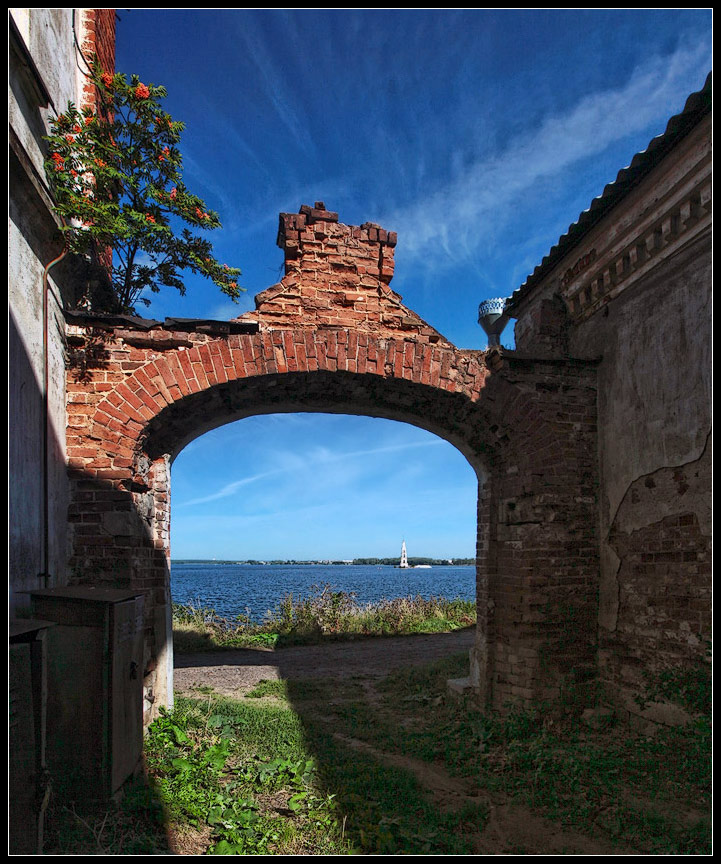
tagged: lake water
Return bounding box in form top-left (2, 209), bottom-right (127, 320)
top-left (171, 562), bottom-right (476, 622)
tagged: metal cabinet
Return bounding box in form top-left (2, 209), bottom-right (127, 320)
top-left (29, 587), bottom-right (145, 801)
top-left (9, 619), bottom-right (54, 853)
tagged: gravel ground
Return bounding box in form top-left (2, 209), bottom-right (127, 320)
top-left (173, 628), bottom-right (475, 697)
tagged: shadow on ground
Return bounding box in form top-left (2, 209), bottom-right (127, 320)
top-left (45, 630), bottom-right (711, 855)
top-left (170, 629), bottom-right (711, 855)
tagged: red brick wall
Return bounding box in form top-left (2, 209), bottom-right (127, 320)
top-left (80, 9), bottom-right (116, 113)
top-left (238, 202), bottom-right (453, 344)
top-left (79, 9), bottom-right (116, 273)
top-left (65, 208), bottom-right (601, 720)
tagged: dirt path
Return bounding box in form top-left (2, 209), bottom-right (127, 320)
top-left (173, 630), bottom-right (634, 854)
top-left (174, 628), bottom-right (475, 697)
top-left (330, 730), bottom-right (629, 855)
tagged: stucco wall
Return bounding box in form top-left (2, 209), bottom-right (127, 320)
top-left (570, 237), bottom-right (711, 720)
top-left (570, 236), bottom-right (711, 538)
top-left (9, 9), bottom-right (115, 607)
top-left (9, 9), bottom-right (81, 179)
top-left (8, 166), bottom-right (70, 602)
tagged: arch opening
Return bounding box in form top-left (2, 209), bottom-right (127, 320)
top-left (144, 369), bottom-right (496, 474)
top-left (169, 411), bottom-right (479, 624)
top-left (68, 336), bottom-right (601, 720)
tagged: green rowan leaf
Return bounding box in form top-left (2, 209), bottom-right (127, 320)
top-left (43, 62), bottom-right (243, 313)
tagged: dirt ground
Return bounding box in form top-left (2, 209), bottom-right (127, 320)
top-left (173, 631), bottom-right (635, 854)
top-left (174, 629), bottom-right (476, 696)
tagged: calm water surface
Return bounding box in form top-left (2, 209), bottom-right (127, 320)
top-left (171, 562), bottom-right (476, 622)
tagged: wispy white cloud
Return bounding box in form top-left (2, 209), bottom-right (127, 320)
top-left (310, 438), bottom-right (442, 464)
top-left (383, 40), bottom-right (711, 270)
top-left (183, 469), bottom-right (280, 506)
top-left (180, 150), bottom-right (244, 234)
top-left (181, 437), bottom-right (443, 507)
top-left (233, 17), bottom-right (317, 158)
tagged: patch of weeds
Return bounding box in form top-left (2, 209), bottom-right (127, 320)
top-left (604, 805), bottom-right (711, 855)
top-left (302, 734), bottom-right (476, 855)
top-left (143, 679), bottom-right (484, 856)
top-left (367, 653), bottom-right (711, 854)
top-left (143, 696), bottom-right (354, 855)
top-left (636, 642), bottom-right (712, 717)
top-left (291, 677), bottom-right (361, 704)
top-left (332, 699), bottom-right (385, 739)
top-left (44, 775), bottom-right (169, 855)
top-left (188, 684), bottom-right (216, 695)
top-left (245, 679), bottom-right (288, 701)
top-left (172, 588), bottom-right (476, 652)
top-left (62, 647), bottom-right (708, 856)
top-left (244, 678), bottom-right (344, 706)
top-left (378, 651), bottom-right (470, 697)
top-left (242, 632), bottom-right (280, 648)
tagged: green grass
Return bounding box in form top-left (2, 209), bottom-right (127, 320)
top-left (44, 648), bottom-right (710, 855)
top-left (244, 679), bottom-right (290, 700)
top-left (333, 657), bottom-right (712, 855)
top-left (138, 688), bottom-right (486, 855)
top-left (172, 585), bottom-right (476, 652)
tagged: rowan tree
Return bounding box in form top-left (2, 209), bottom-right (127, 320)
top-left (44, 66), bottom-right (242, 313)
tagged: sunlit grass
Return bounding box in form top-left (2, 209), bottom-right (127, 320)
top-left (45, 647), bottom-right (710, 855)
top-left (173, 585), bottom-right (476, 652)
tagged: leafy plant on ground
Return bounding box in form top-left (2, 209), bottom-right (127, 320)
top-left (143, 697), bottom-right (353, 855)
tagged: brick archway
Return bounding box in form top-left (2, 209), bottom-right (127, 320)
top-left (66, 206), bottom-right (600, 720)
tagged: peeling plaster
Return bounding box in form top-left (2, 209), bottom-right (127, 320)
top-left (610, 432), bottom-right (711, 538)
top-left (600, 433), bottom-right (711, 639)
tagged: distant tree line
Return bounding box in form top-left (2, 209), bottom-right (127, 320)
top-left (173, 558), bottom-right (475, 566)
top-left (351, 557), bottom-right (475, 566)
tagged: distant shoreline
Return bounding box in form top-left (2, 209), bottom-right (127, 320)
top-left (172, 558), bottom-right (476, 567)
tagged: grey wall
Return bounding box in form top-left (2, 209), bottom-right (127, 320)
top-left (9, 9), bottom-right (87, 607)
top-left (569, 236), bottom-right (711, 545)
top-left (569, 236), bottom-right (712, 719)
top-left (507, 121), bottom-right (712, 721)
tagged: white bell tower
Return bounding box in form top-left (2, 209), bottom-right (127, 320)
top-left (399, 540), bottom-right (409, 568)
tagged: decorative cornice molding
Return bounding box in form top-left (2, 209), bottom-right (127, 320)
top-left (561, 165), bottom-right (711, 322)
top-left (508, 74), bottom-right (712, 311)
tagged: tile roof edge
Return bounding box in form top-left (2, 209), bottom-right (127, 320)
top-left (506, 71), bottom-right (712, 312)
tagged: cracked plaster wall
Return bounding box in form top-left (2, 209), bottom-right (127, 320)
top-left (569, 236), bottom-right (711, 718)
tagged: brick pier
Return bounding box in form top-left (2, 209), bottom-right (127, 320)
top-left (66, 204), bottom-right (600, 721)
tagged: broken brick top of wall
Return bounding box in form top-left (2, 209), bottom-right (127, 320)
top-left (236, 204), bottom-right (453, 346)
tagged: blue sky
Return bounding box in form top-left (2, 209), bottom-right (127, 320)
top-left (116, 9), bottom-right (711, 560)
